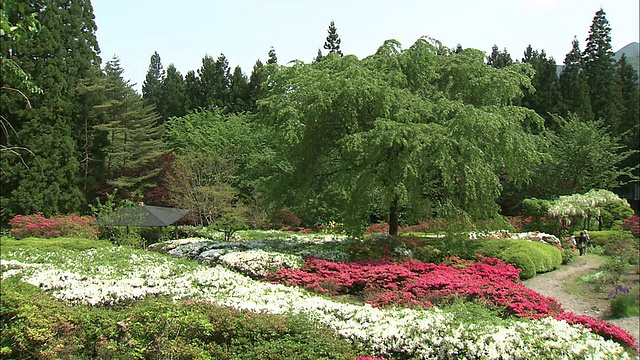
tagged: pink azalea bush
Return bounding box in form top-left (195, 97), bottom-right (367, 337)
top-left (8, 213), bottom-right (99, 240)
top-left (267, 256), bottom-right (638, 349)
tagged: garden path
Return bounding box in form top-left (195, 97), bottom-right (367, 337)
top-left (522, 253), bottom-right (639, 349)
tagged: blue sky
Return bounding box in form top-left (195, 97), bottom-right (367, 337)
top-left (91, 0), bottom-right (639, 93)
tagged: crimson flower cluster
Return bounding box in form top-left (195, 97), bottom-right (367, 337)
top-left (267, 256), bottom-right (637, 349)
top-left (8, 213), bottom-right (99, 240)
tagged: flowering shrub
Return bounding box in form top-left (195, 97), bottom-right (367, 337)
top-left (218, 250), bottom-right (302, 278)
top-left (267, 256), bottom-right (637, 349)
top-left (622, 215), bottom-right (640, 238)
top-left (2, 242), bottom-right (635, 358)
top-left (8, 213), bottom-right (99, 240)
top-left (607, 284), bottom-right (639, 319)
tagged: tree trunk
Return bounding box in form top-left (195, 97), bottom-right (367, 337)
top-left (389, 196), bottom-right (399, 236)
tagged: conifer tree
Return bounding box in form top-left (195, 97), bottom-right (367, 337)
top-left (142, 51), bottom-right (165, 112)
top-left (559, 37), bottom-right (593, 121)
top-left (229, 66), bottom-right (250, 113)
top-left (248, 60), bottom-right (266, 112)
top-left (184, 70), bottom-right (202, 111)
top-left (521, 46), bottom-right (562, 129)
top-left (486, 45), bottom-right (513, 68)
top-left (1, 0), bottom-right (102, 220)
top-left (94, 57), bottom-right (165, 198)
top-left (583, 8), bottom-right (621, 124)
top-left (198, 54), bottom-right (231, 110)
top-left (157, 64), bottom-right (186, 120)
top-left (267, 47), bottom-right (278, 65)
top-left (313, 48), bottom-right (324, 64)
top-left (323, 20), bottom-right (343, 56)
top-left (615, 54), bottom-right (640, 188)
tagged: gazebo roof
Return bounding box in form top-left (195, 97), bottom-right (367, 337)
top-left (99, 205), bottom-right (189, 227)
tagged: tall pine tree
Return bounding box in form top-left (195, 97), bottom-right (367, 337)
top-left (558, 37), bottom-right (593, 121)
top-left (323, 20), bottom-right (343, 56)
top-left (94, 57), bottom-right (165, 199)
top-left (521, 46), bottom-right (562, 129)
top-left (583, 8), bottom-right (621, 124)
top-left (141, 51), bottom-right (165, 117)
top-left (157, 64), bottom-right (186, 120)
top-left (1, 0), bottom-right (102, 221)
top-left (486, 45), bottom-right (513, 68)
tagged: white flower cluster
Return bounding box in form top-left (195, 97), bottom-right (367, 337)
top-left (218, 249), bottom-right (302, 277)
top-left (2, 247), bottom-right (633, 359)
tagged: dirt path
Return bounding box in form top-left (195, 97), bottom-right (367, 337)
top-left (522, 254), bottom-right (639, 349)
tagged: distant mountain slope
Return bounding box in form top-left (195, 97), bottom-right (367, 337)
top-left (614, 42), bottom-right (639, 77)
top-left (555, 42), bottom-right (640, 78)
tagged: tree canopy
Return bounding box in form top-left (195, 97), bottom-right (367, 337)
top-left (259, 37), bottom-right (545, 235)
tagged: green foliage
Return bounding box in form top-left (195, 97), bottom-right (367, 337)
top-left (89, 189), bottom-right (145, 247)
top-left (0, 280), bottom-right (359, 359)
top-left (608, 286), bottom-right (640, 319)
top-left (0, 236), bottom-right (113, 254)
top-left (532, 117), bottom-right (634, 199)
top-left (594, 200), bottom-right (634, 230)
top-left (433, 237), bottom-right (562, 279)
top-left (502, 251), bottom-right (537, 279)
top-left (260, 37), bottom-right (544, 236)
top-left (323, 21), bottom-right (343, 57)
top-left (214, 213), bottom-right (248, 242)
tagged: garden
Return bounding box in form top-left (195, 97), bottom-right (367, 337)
top-left (1, 197), bottom-right (639, 359)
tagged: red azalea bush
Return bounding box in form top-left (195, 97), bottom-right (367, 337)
top-left (622, 215), bottom-right (640, 238)
top-left (8, 213), bottom-right (100, 240)
top-left (266, 256), bottom-right (637, 349)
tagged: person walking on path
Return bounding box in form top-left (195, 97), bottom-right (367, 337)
top-left (577, 231), bottom-right (588, 256)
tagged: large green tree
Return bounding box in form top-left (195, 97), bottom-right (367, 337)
top-left (558, 37), bottom-right (593, 121)
top-left (260, 37), bottom-right (544, 235)
top-left (527, 114), bottom-right (633, 197)
top-left (141, 51), bottom-right (165, 117)
top-left (583, 8), bottom-right (621, 125)
top-left (156, 64), bottom-right (187, 120)
top-left (486, 45), bottom-right (513, 68)
top-left (1, 0), bottom-right (102, 221)
top-left (94, 56), bottom-right (165, 198)
top-left (521, 46), bottom-right (562, 129)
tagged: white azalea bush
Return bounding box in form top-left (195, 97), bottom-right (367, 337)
top-left (218, 249), bottom-right (303, 277)
top-left (1, 245), bottom-right (635, 359)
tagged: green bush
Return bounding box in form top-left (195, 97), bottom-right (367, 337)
top-left (429, 237), bottom-right (562, 279)
top-left (608, 285), bottom-right (640, 319)
top-left (586, 230), bottom-right (636, 249)
top-left (502, 251), bottom-right (537, 279)
top-left (0, 280), bottom-right (359, 359)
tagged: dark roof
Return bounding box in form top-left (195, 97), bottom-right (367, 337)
top-left (98, 205), bottom-right (189, 227)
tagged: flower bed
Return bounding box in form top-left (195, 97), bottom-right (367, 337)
top-left (1, 241), bottom-right (636, 358)
top-left (267, 256), bottom-right (637, 349)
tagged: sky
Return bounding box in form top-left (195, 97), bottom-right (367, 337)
top-left (91, 0), bottom-right (640, 93)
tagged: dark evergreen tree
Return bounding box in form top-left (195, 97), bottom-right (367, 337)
top-left (184, 70), bottom-right (202, 111)
top-left (323, 20), bottom-right (343, 56)
top-left (157, 64), bottom-right (186, 120)
top-left (1, 0), bottom-right (102, 221)
top-left (558, 37), bottom-right (593, 121)
top-left (521, 46), bottom-right (562, 129)
top-left (198, 54), bottom-right (231, 110)
top-left (248, 60), bottom-right (266, 112)
top-left (486, 44), bottom-right (513, 68)
top-left (313, 48), bottom-right (324, 63)
top-left (94, 57), bottom-right (166, 198)
top-left (229, 66), bottom-right (250, 113)
top-left (141, 51), bottom-right (165, 114)
top-left (583, 8), bottom-right (621, 124)
top-left (615, 54), bottom-right (640, 192)
top-left (267, 47), bottom-right (278, 65)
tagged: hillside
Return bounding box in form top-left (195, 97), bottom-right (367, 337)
top-left (614, 42), bottom-right (640, 76)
